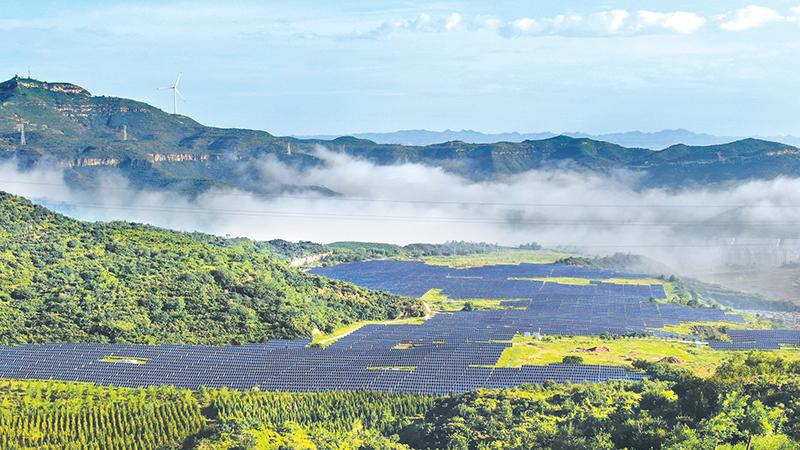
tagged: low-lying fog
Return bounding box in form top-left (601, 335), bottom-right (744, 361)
top-left (2, 147), bottom-right (799, 280)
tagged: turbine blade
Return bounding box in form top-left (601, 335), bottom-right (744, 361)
top-left (175, 89), bottom-right (186, 100)
top-left (175, 73), bottom-right (182, 88)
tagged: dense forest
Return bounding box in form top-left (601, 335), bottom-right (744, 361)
top-left (0, 353), bottom-right (797, 449)
top-left (0, 192), bottom-right (422, 345)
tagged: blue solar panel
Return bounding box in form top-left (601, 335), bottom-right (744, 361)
top-left (0, 261), bottom-right (769, 393)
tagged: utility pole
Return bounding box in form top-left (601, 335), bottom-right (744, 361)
top-left (16, 123), bottom-right (26, 146)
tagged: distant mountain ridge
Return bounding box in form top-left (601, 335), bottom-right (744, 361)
top-left (3, 75), bottom-right (800, 194)
top-left (301, 129), bottom-right (800, 150)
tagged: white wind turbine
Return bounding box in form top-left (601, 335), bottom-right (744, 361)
top-left (159, 73), bottom-right (184, 114)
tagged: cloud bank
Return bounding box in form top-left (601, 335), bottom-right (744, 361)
top-left (719, 5), bottom-right (795, 31)
top-left (2, 148), bottom-right (800, 277)
top-left (363, 5), bottom-right (800, 39)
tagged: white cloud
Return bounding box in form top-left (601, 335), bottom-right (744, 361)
top-left (497, 9), bottom-right (705, 37)
top-left (469, 15), bottom-right (502, 32)
top-left (504, 17), bottom-right (543, 35)
top-left (367, 9), bottom-right (707, 39)
top-left (445, 13), bottom-right (462, 31)
top-left (592, 10), bottom-right (630, 34)
top-left (719, 5), bottom-right (786, 31)
top-left (363, 12), bottom-right (463, 38)
top-left (636, 11), bottom-right (706, 34)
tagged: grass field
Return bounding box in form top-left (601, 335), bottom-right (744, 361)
top-left (420, 250), bottom-right (572, 268)
top-left (511, 276), bottom-right (666, 286)
top-left (311, 317), bottom-right (425, 347)
top-left (420, 288), bottom-right (527, 311)
top-left (99, 356), bottom-right (148, 364)
top-left (657, 317), bottom-right (773, 336)
top-left (496, 334), bottom-right (800, 377)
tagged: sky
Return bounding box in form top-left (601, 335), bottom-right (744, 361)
top-left (1, 0), bottom-right (800, 136)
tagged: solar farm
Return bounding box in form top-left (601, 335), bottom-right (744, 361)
top-left (0, 260), bottom-right (797, 394)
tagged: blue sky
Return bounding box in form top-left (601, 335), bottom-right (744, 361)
top-left (2, 0), bottom-right (800, 136)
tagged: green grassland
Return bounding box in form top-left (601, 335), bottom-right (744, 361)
top-left (419, 288), bottom-right (527, 312)
top-left (311, 317), bottom-right (426, 347)
top-left (496, 334), bottom-right (800, 377)
top-left (658, 317), bottom-right (774, 336)
top-left (99, 355), bottom-right (148, 364)
top-left (510, 276), bottom-right (670, 288)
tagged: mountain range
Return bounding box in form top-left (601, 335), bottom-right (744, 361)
top-left (3, 75), bottom-right (800, 195)
top-left (303, 129), bottom-right (800, 150)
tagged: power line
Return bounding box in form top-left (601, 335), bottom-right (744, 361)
top-left (13, 198), bottom-right (800, 248)
top-left (4, 198), bottom-right (797, 249)
top-left (3, 179), bottom-right (800, 209)
top-left (38, 200), bottom-right (800, 229)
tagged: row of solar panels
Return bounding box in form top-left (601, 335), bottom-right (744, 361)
top-left (0, 260), bottom-right (783, 393)
top-left (709, 330), bottom-right (800, 350)
top-left (310, 261), bottom-right (664, 299)
top-left (0, 346), bottom-right (647, 395)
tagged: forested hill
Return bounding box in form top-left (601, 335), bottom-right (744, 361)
top-left (2, 76), bottom-right (800, 194)
top-left (0, 192), bottom-right (422, 345)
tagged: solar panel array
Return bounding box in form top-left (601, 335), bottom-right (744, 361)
top-left (0, 261), bottom-right (771, 393)
top-left (0, 314), bottom-right (646, 394)
top-left (312, 260), bottom-right (740, 335)
top-left (311, 261), bottom-right (667, 299)
top-left (709, 330), bottom-right (800, 350)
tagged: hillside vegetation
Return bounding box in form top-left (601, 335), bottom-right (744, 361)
top-left (3, 76), bottom-right (800, 194)
top-left (0, 192), bottom-right (422, 345)
top-left (0, 353), bottom-right (797, 449)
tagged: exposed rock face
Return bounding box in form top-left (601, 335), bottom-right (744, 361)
top-left (659, 356), bottom-right (684, 364)
top-left (60, 158), bottom-right (122, 168)
top-left (16, 78), bottom-right (91, 96)
top-left (767, 149), bottom-right (800, 156)
top-left (56, 103), bottom-right (93, 120)
top-left (289, 252), bottom-right (332, 267)
top-left (55, 153), bottom-right (236, 169)
top-left (147, 153), bottom-right (225, 163)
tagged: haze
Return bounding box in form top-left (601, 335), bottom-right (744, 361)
top-left (2, 1), bottom-right (800, 136)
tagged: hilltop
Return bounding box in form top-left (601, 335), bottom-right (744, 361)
top-left (301, 128), bottom-right (778, 149)
top-left (2, 76), bottom-right (800, 194)
top-left (0, 191), bottom-right (422, 345)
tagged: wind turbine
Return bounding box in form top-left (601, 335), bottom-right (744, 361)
top-left (159, 73), bottom-right (184, 114)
